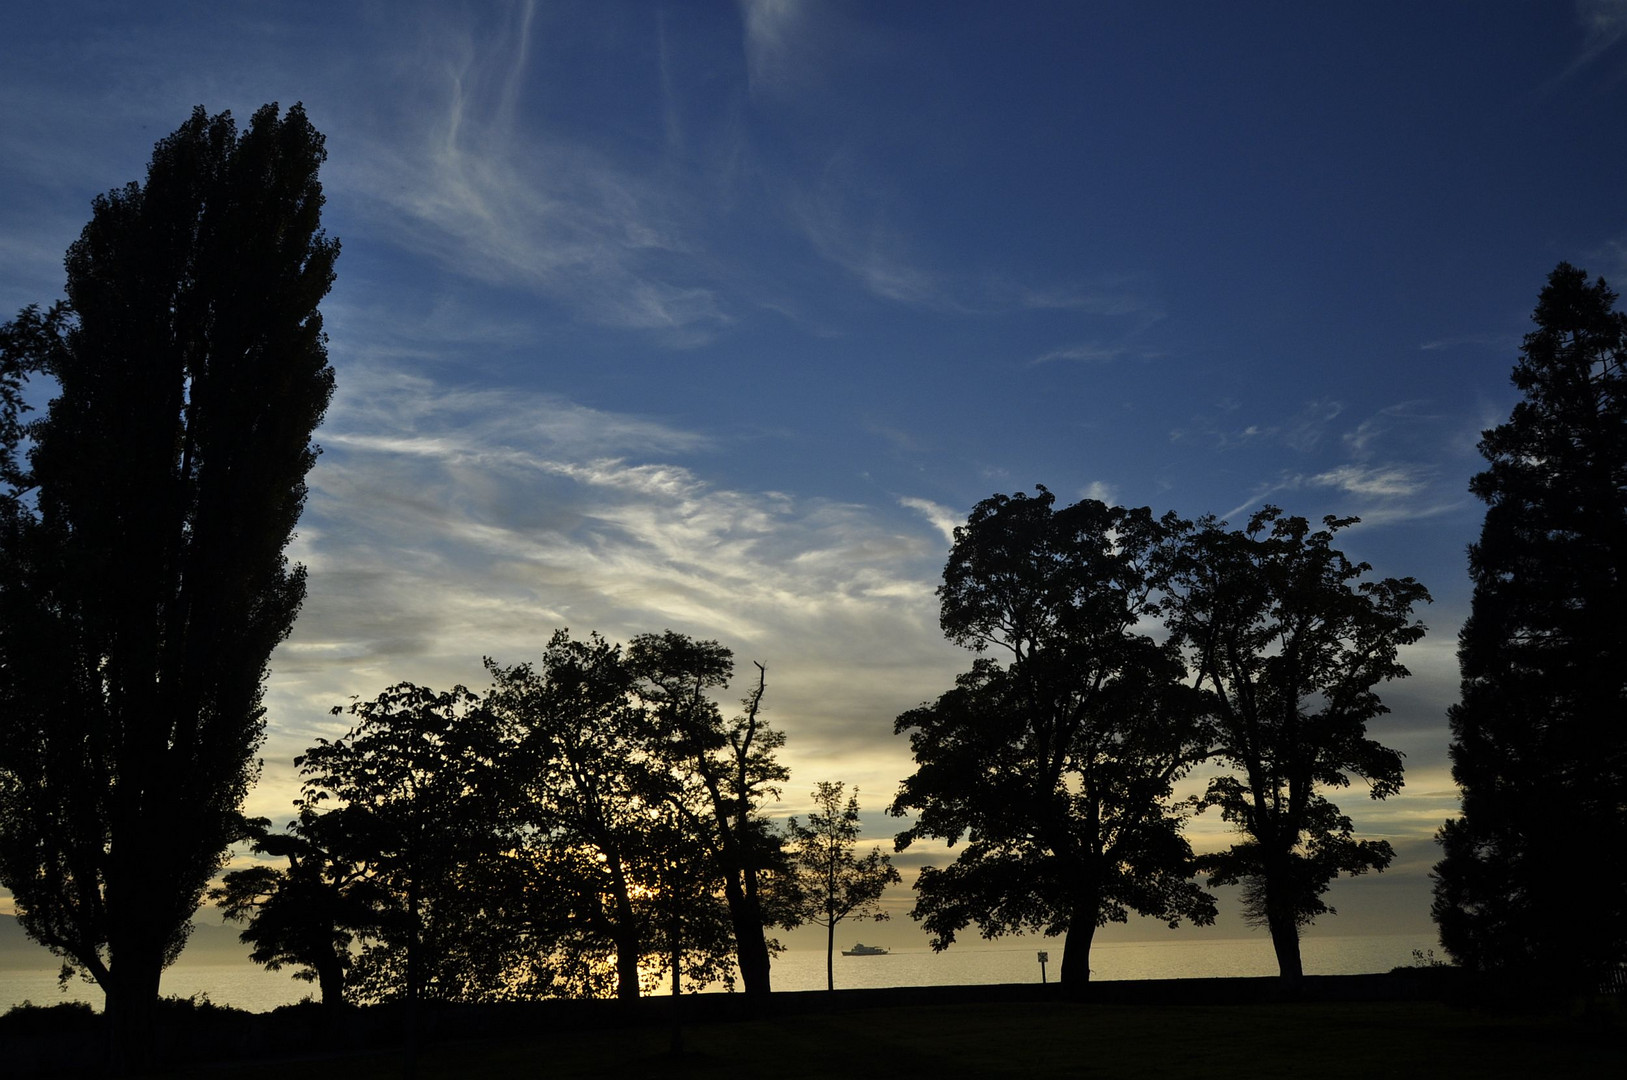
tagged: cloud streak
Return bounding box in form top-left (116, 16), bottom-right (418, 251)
top-left (899, 496), bottom-right (962, 545)
top-left (327, 4), bottom-right (732, 341)
top-left (739, 0), bottom-right (812, 96)
top-left (1203, 397), bottom-right (1478, 527)
top-left (257, 367), bottom-right (964, 824)
top-left (1567, 0), bottom-right (1627, 76)
top-left (788, 170), bottom-right (959, 310)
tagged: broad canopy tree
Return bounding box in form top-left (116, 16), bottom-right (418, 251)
top-left (485, 629), bottom-right (770, 1001)
top-left (211, 807), bottom-right (389, 1010)
top-left (295, 683), bottom-right (503, 1005)
top-left (485, 631), bottom-right (671, 1002)
top-left (0, 103), bottom-right (335, 1064)
top-left (892, 489), bottom-right (1216, 987)
top-left (1167, 508), bottom-right (1429, 983)
top-left (1432, 263), bottom-right (1627, 993)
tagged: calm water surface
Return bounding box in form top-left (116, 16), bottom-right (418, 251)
top-left (2, 933), bottom-right (1438, 1014)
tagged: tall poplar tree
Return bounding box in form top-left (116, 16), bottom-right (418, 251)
top-left (1432, 263), bottom-right (1627, 994)
top-left (0, 103), bottom-right (336, 1066)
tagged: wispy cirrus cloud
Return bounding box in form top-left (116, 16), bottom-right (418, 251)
top-left (1588, 232), bottom-right (1627, 280)
top-left (1019, 279), bottom-right (1167, 326)
top-left (0, 227), bottom-right (77, 312)
top-left (736, 0), bottom-right (879, 104)
top-left (1031, 341), bottom-right (1171, 366)
top-left (739, 0), bottom-right (812, 95)
top-left (1342, 400), bottom-right (1442, 456)
top-left (793, 179), bottom-right (1172, 329)
top-left (1023, 279), bottom-right (1167, 365)
top-left (325, 365), bottom-right (712, 462)
top-left (1567, 0), bottom-right (1627, 76)
top-left (1221, 469), bottom-right (1457, 528)
top-left (1309, 463), bottom-right (1430, 500)
top-left (257, 365), bottom-right (963, 823)
top-left (1032, 344), bottom-right (1130, 365)
top-left (789, 172), bottom-right (956, 310)
top-left (329, 3), bottom-right (732, 343)
top-left (1419, 332), bottom-right (1517, 352)
top-left (1178, 398), bottom-right (1345, 454)
top-left (1211, 398), bottom-right (1472, 526)
top-left (1280, 399), bottom-right (1345, 453)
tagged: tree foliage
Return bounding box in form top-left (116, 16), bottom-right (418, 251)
top-left (485, 631), bottom-right (673, 1001)
top-left (785, 781), bottom-right (900, 990)
top-left (627, 631), bottom-right (790, 997)
top-left (1167, 508), bottom-right (1429, 982)
top-left (0, 102), bottom-right (335, 1064)
top-left (295, 683), bottom-right (502, 1004)
top-left (224, 629), bottom-right (786, 1005)
top-left (892, 488), bottom-right (1215, 986)
top-left (641, 795), bottom-right (741, 999)
top-left (210, 809), bottom-right (388, 1009)
top-left (1432, 263), bottom-right (1627, 993)
top-left (0, 305), bottom-right (65, 506)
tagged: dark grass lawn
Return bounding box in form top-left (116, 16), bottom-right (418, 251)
top-left (160, 999), bottom-right (1624, 1079)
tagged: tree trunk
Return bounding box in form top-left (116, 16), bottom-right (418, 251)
top-left (670, 908), bottom-right (681, 998)
top-left (1262, 868), bottom-right (1305, 987)
top-left (1058, 919), bottom-right (1096, 988)
top-left (1249, 831), bottom-right (1306, 989)
top-left (668, 906), bottom-right (683, 1055)
top-left (1266, 908), bottom-right (1304, 986)
top-left (405, 878), bottom-right (420, 1003)
top-left (404, 878), bottom-right (422, 1080)
top-left (316, 953), bottom-right (345, 1012)
top-left (1059, 874), bottom-right (1100, 990)
top-left (105, 938), bottom-right (164, 1075)
top-left (104, 744), bottom-right (170, 1073)
top-left (826, 920), bottom-right (835, 991)
top-left (614, 933), bottom-right (642, 1002)
top-left (723, 876), bottom-right (773, 995)
top-left (607, 870), bottom-right (643, 1002)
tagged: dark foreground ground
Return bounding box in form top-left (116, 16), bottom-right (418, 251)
top-left (6, 974), bottom-right (1623, 1078)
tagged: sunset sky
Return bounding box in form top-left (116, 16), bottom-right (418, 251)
top-left (2, 1), bottom-right (1625, 964)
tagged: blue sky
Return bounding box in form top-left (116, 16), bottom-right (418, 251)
top-left (2, 1), bottom-right (1625, 957)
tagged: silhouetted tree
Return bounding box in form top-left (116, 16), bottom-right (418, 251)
top-left (0, 103), bottom-right (335, 1068)
top-left (0, 305), bottom-right (62, 506)
top-left (1432, 263), bottom-right (1627, 994)
top-left (1167, 508), bottom-right (1429, 984)
top-left (211, 808), bottom-right (388, 1009)
top-left (628, 632), bottom-right (789, 998)
top-left (644, 799), bottom-right (739, 998)
top-left (785, 782), bottom-right (900, 990)
top-left (296, 683), bottom-right (501, 1005)
top-left (487, 633), bottom-right (666, 1001)
top-left (892, 489), bottom-right (1216, 987)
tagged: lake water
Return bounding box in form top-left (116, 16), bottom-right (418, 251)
top-left (1, 933), bottom-right (1438, 1013)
